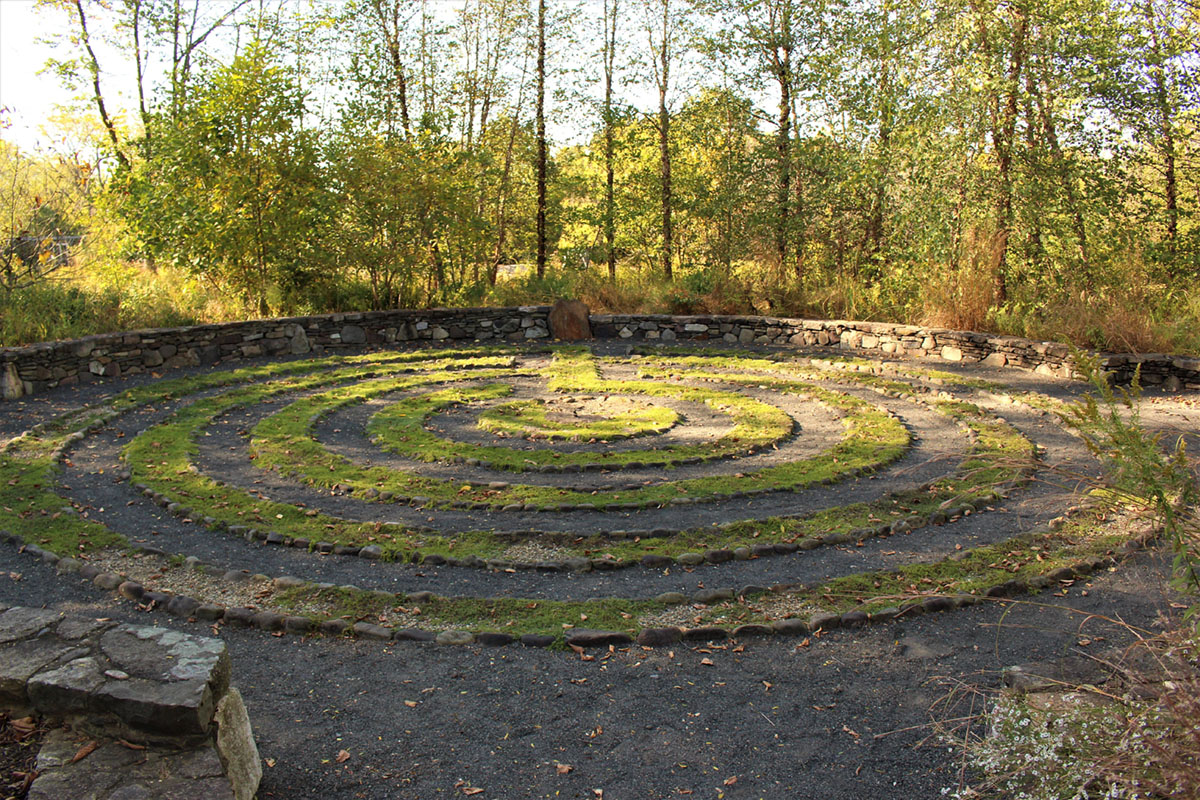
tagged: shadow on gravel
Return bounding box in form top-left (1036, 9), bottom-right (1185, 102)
top-left (0, 544), bottom-right (1178, 800)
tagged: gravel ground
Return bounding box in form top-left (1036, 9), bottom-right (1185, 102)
top-left (0, 542), bottom-right (1182, 800)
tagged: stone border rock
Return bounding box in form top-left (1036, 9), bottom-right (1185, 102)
top-left (5, 309), bottom-right (1198, 400)
top-left (0, 605), bottom-right (261, 800)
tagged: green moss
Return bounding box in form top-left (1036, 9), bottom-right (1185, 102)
top-left (477, 397), bottom-right (679, 441)
top-left (684, 510), bottom-right (1131, 628)
top-left (274, 583), bottom-right (663, 642)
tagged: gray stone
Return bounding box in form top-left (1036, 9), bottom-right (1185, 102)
top-left (566, 629), bottom-right (633, 648)
top-left (436, 630), bottom-right (475, 646)
top-left (870, 607), bottom-right (902, 622)
top-left (28, 656), bottom-right (106, 716)
top-left (94, 572), bottom-right (122, 591)
top-left (272, 576), bottom-right (306, 590)
top-left (731, 624), bottom-right (774, 638)
top-left (519, 634), bottom-right (556, 648)
top-left (195, 605), bottom-right (225, 622)
top-left (288, 325), bottom-right (310, 355)
top-left (809, 612), bottom-right (841, 632)
top-left (167, 596), bottom-right (202, 618)
top-left (691, 589), bottom-right (734, 605)
top-left (654, 592), bottom-right (688, 605)
top-left (0, 607), bottom-right (62, 644)
top-left (681, 627), bottom-right (728, 642)
top-left (318, 619), bottom-right (351, 636)
top-left (56, 616), bottom-right (115, 641)
top-left (636, 627), bottom-right (683, 647)
top-left (96, 675), bottom-right (218, 738)
top-left (340, 324), bottom-right (366, 344)
top-left (771, 618), bottom-right (809, 636)
top-left (101, 625), bottom-right (229, 687)
top-left (677, 552), bottom-right (705, 566)
top-left (352, 622), bottom-right (393, 641)
top-left (0, 639), bottom-right (81, 707)
top-left (840, 610), bottom-right (869, 626)
top-left (252, 612), bottom-right (285, 631)
top-left (214, 688), bottom-right (262, 800)
top-left (222, 608), bottom-right (256, 627)
top-left (29, 730), bottom-right (235, 800)
top-left (476, 632), bottom-right (515, 647)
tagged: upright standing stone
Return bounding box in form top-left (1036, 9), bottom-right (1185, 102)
top-left (548, 299), bottom-right (592, 341)
top-left (1, 362), bottom-right (23, 400)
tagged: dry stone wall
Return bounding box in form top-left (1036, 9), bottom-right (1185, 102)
top-left (592, 314), bottom-right (1200, 389)
top-left (2, 307), bottom-right (1198, 400)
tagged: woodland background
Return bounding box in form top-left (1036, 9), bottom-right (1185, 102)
top-left (1, 0), bottom-right (1197, 352)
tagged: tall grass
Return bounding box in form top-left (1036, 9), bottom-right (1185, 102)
top-left (3, 251), bottom-right (1198, 355)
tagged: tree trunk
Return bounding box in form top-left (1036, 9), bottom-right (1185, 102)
top-left (1146, 1), bottom-right (1178, 261)
top-left (775, 22), bottom-right (792, 279)
top-left (869, 0), bottom-right (892, 271)
top-left (536, 0), bottom-right (547, 280)
top-left (371, 0), bottom-right (412, 140)
top-left (1032, 59), bottom-right (1090, 280)
top-left (72, 0), bottom-right (129, 170)
top-left (974, 0), bottom-right (1027, 307)
top-left (603, 0), bottom-right (618, 282)
top-left (655, 0), bottom-right (673, 281)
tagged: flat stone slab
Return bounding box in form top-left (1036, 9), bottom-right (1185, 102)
top-left (29, 728), bottom-right (235, 800)
top-left (0, 607), bottom-right (63, 644)
top-left (0, 608), bottom-right (232, 742)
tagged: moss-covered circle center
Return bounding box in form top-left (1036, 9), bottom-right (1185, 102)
top-left (476, 396), bottom-right (679, 441)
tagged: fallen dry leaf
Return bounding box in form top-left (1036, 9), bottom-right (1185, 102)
top-left (71, 741), bottom-right (99, 763)
top-left (118, 739), bottom-right (147, 750)
top-left (556, 763), bottom-right (573, 775)
top-left (404, 700), bottom-right (418, 708)
top-left (724, 776), bottom-right (738, 786)
top-left (9, 717), bottom-right (36, 739)
top-left (265, 758), bottom-right (276, 768)
top-left (336, 749), bottom-right (351, 763)
top-left (700, 658), bottom-right (714, 666)
top-left (462, 788), bottom-right (484, 796)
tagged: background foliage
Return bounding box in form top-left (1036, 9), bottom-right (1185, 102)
top-left (1, 0), bottom-right (1197, 351)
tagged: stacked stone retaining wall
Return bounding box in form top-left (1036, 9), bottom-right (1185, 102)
top-left (2, 308), bottom-right (1198, 400)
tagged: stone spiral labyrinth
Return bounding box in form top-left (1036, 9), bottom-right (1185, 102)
top-left (0, 342), bottom-right (1168, 648)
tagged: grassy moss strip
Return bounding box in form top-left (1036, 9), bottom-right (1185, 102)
top-left (476, 398), bottom-right (679, 441)
top-left (272, 585), bottom-right (662, 642)
top-left (680, 509), bottom-right (1136, 630)
top-left (263, 507), bottom-right (1131, 640)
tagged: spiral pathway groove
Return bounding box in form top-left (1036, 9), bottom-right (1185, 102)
top-left (1, 340), bottom-right (1191, 647)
